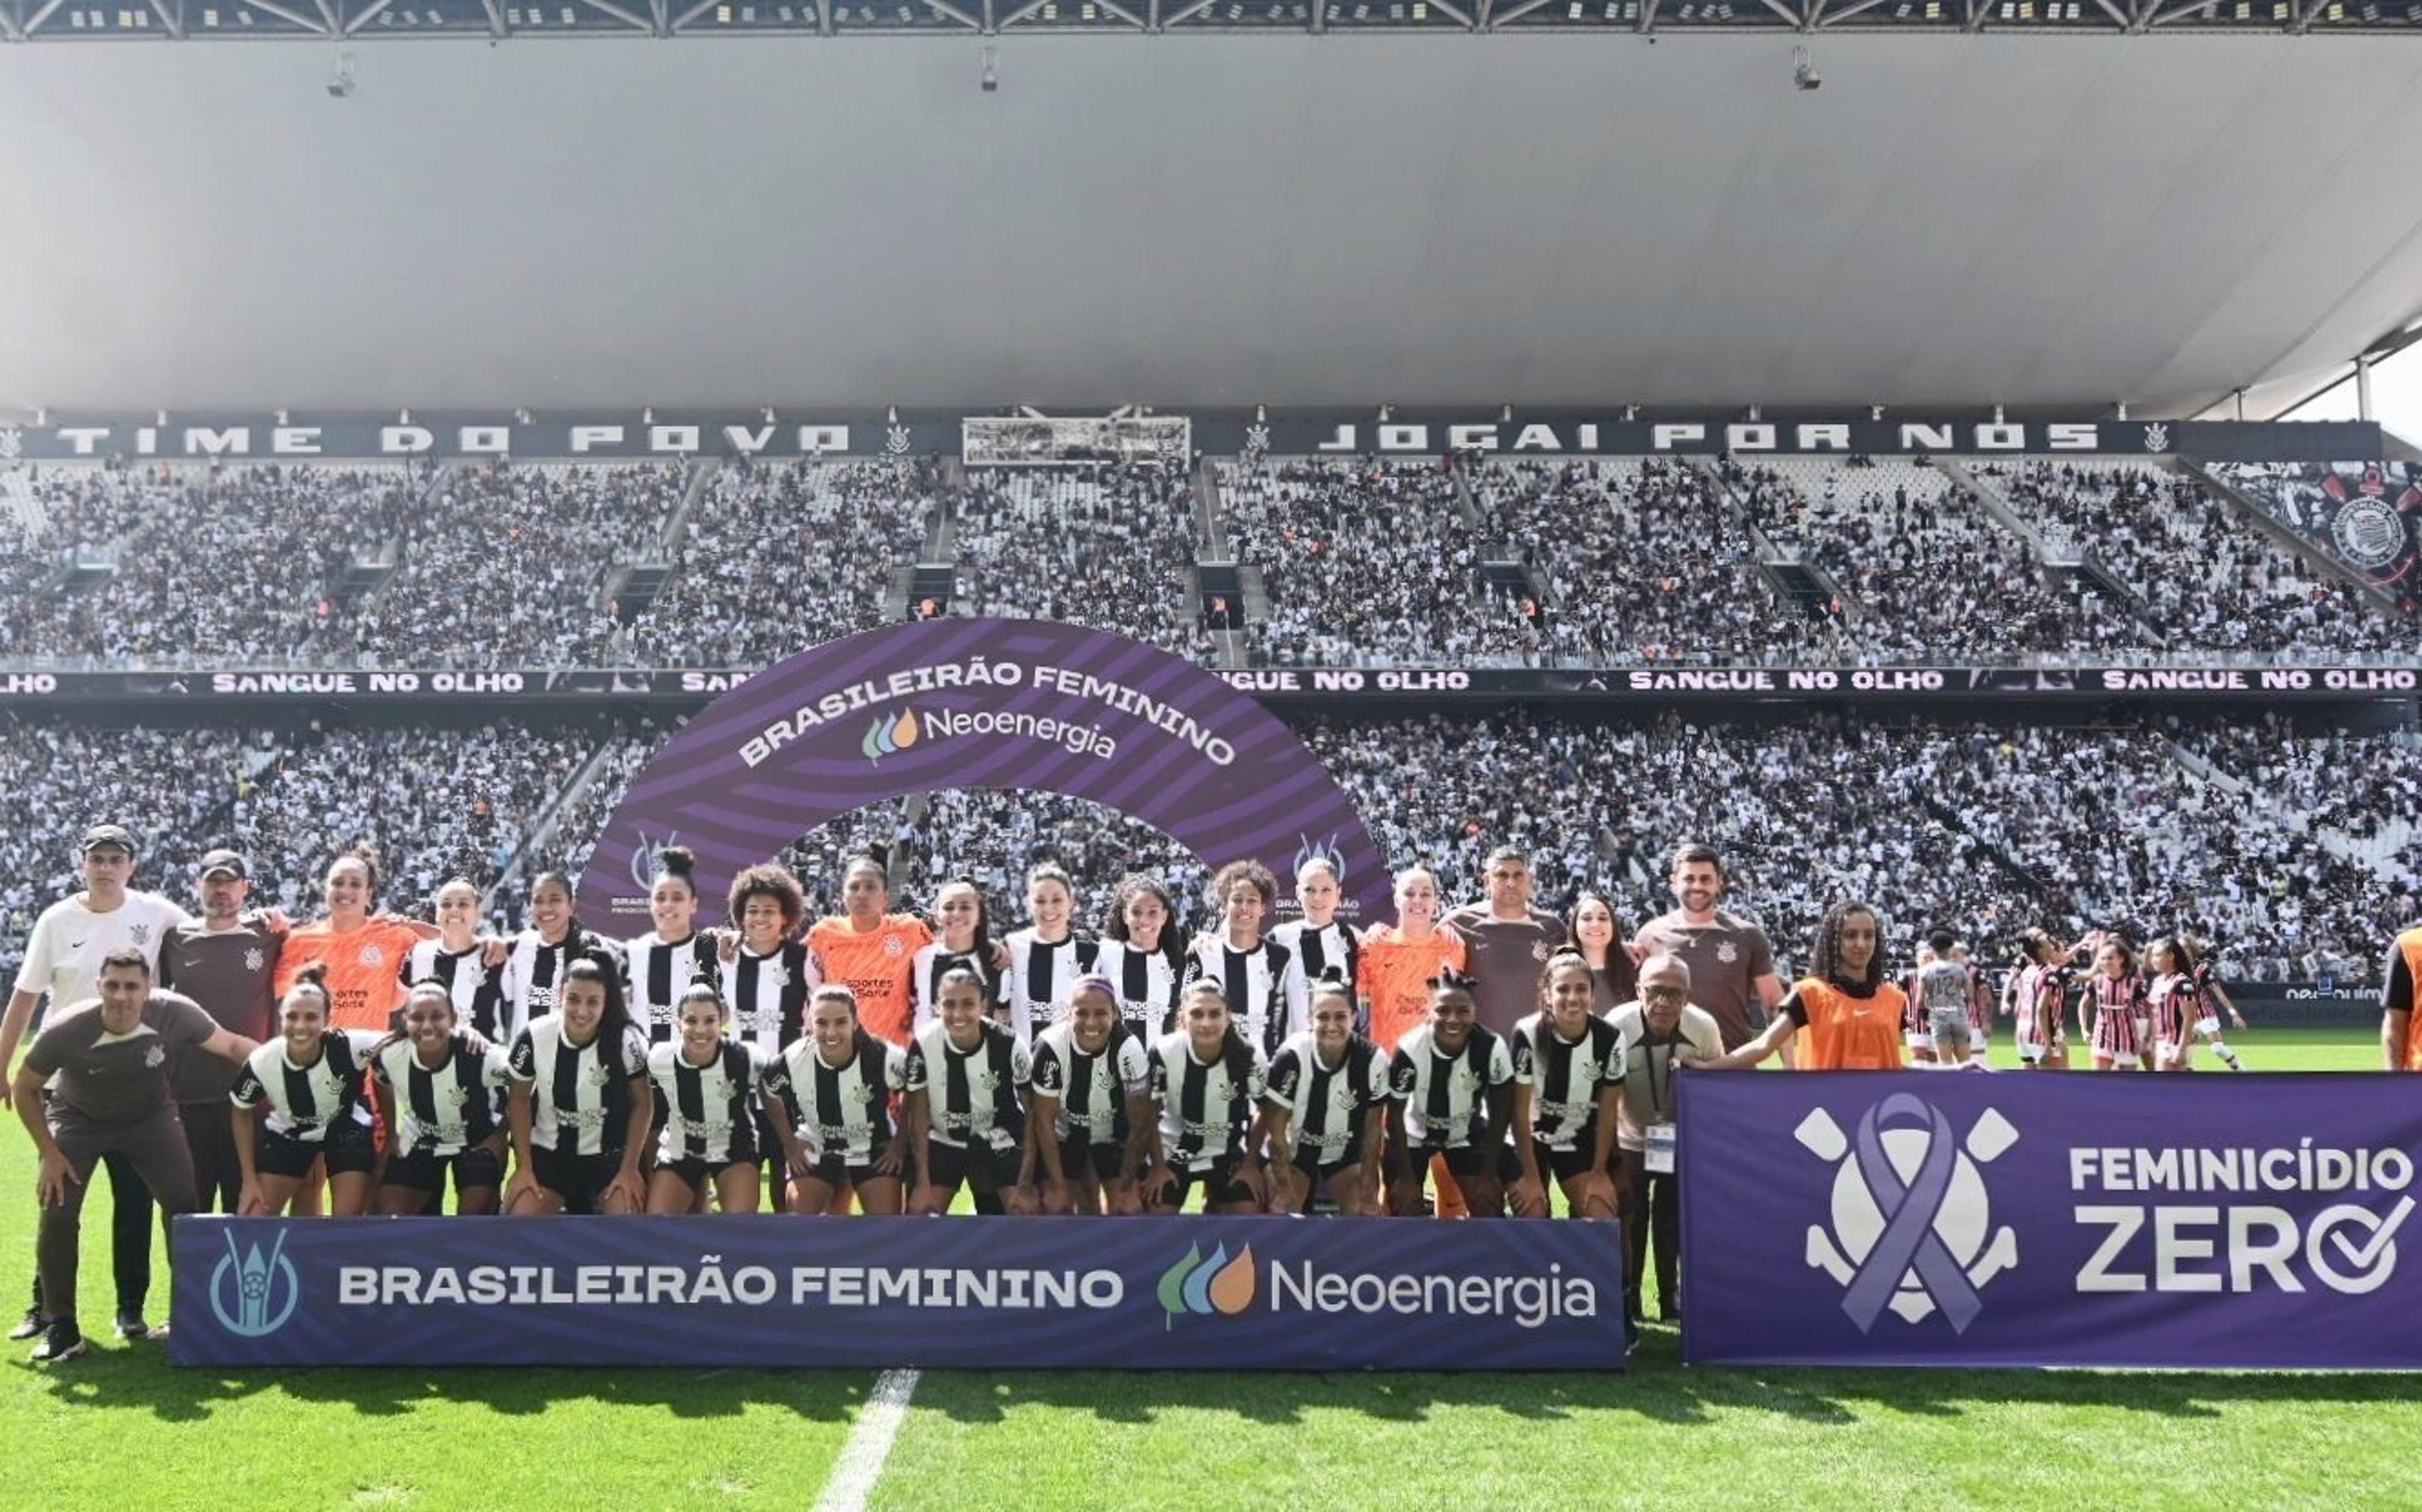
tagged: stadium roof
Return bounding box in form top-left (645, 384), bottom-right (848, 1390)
top-left (4, 35), bottom-right (2421, 417)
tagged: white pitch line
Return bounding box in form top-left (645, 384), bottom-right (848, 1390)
top-left (813, 1368), bottom-right (921, 1512)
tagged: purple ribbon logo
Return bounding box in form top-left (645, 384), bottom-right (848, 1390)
top-left (1796, 1093), bottom-right (2019, 1334)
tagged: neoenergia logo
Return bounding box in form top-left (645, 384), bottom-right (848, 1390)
top-left (208, 1227), bottom-right (302, 1339)
top-left (1156, 1242), bottom-right (1256, 1328)
top-left (861, 709), bottom-right (922, 762)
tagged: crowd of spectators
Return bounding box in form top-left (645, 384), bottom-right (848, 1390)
top-left (951, 462), bottom-right (1214, 661)
top-left (1473, 457), bottom-right (1837, 664)
top-left (228, 724), bottom-right (592, 917)
top-left (1982, 461), bottom-right (2402, 654)
top-left (1740, 457), bottom-right (2137, 661)
top-left (348, 463), bottom-right (681, 668)
top-left (623, 458), bottom-right (941, 668)
top-left (0, 707), bottom-right (2411, 987)
top-left (2176, 714), bottom-right (2422, 883)
top-left (0, 719), bottom-right (274, 985)
top-left (1220, 456), bottom-right (1519, 666)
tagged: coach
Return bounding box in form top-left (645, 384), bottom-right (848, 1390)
top-left (13, 949), bottom-right (257, 1363)
top-left (158, 851), bottom-right (282, 1214)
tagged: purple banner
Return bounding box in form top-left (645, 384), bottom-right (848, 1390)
top-left (575, 619), bottom-right (1391, 928)
top-left (168, 1215), bottom-right (1626, 1371)
top-left (1680, 1071), bottom-right (2422, 1368)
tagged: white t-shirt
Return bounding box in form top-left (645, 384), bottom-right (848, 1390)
top-left (12, 890), bottom-right (193, 1006)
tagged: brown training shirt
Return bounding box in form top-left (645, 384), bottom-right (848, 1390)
top-left (157, 921), bottom-right (281, 1105)
top-left (1437, 904), bottom-right (1571, 1038)
top-left (1632, 908), bottom-right (1777, 1052)
top-left (22, 991), bottom-right (218, 1124)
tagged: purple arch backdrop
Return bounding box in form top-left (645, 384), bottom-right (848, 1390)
top-left (576, 619), bottom-right (1390, 933)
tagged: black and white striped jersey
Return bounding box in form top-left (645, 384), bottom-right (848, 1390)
top-left (1147, 1032), bottom-right (1269, 1171)
top-left (647, 1040), bottom-right (763, 1165)
top-left (1386, 1024), bottom-right (1515, 1151)
top-left (1029, 1021), bottom-right (1150, 1147)
top-left (761, 1035), bottom-right (906, 1165)
top-left (507, 1013), bottom-right (650, 1156)
top-left (1268, 920), bottom-right (1354, 1028)
top-left (371, 1032), bottom-right (512, 1156)
top-left (1263, 1030), bottom-right (1388, 1165)
top-left (1509, 1010), bottom-right (1625, 1153)
top-left (1095, 940), bottom-right (1184, 1037)
top-left (229, 1030), bottom-right (383, 1141)
top-left (1003, 930), bottom-right (1102, 1044)
top-left (905, 1020), bottom-right (1031, 1153)
top-left (721, 940), bottom-right (818, 1057)
top-left (626, 931), bottom-right (718, 1045)
top-left (402, 941), bottom-right (512, 1042)
top-left (908, 943), bottom-right (1006, 1034)
top-left (500, 930), bottom-right (582, 1037)
top-left (1185, 934), bottom-right (1302, 1059)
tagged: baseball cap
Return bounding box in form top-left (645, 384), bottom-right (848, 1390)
top-left (198, 849), bottom-right (249, 880)
top-left (80, 823), bottom-right (136, 856)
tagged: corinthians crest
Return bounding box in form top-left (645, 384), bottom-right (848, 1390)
top-left (1796, 1093), bottom-right (2019, 1333)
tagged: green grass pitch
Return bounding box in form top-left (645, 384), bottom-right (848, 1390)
top-left (8, 1026), bottom-right (2419, 1511)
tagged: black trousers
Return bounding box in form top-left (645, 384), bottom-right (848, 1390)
top-left (181, 1100), bottom-right (243, 1214)
top-left (1618, 1148), bottom-right (1680, 1321)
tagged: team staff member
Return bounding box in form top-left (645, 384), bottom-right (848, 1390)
top-left (13, 950), bottom-right (255, 1364)
top-left (1261, 972), bottom-right (1388, 1217)
top-left (1570, 892), bottom-right (1638, 1014)
top-left (2384, 921), bottom-right (2422, 1071)
top-left (370, 981), bottom-right (514, 1217)
top-left (1631, 842), bottom-right (1784, 1053)
top-left (229, 967), bottom-right (383, 1218)
top-left (905, 969), bottom-right (1036, 1216)
top-left (157, 850), bottom-right (279, 1215)
top-left (1507, 951), bottom-right (1623, 1222)
top-left (760, 986), bottom-right (910, 1217)
top-left (806, 857), bottom-right (933, 1050)
top-left (1384, 968), bottom-right (1519, 1219)
top-left (1607, 953), bottom-right (1720, 1325)
top-left (1, 824), bottom-right (193, 1344)
top-left (503, 960), bottom-right (652, 1216)
top-left (1143, 981), bottom-right (1272, 1215)
top-left (1439, 846), bottom-right (1569, 1039)
top-left (1682, 902), bottom-right (1905, 1073)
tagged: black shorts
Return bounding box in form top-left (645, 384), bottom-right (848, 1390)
top-left (530, 1145), bottom-right (628, 1213)
top-left (1171, 1151), bottom-right (1259, 1207)
top-left (260, 1127), bottom-right (376, 1180)
top-left (1289, 1134), bottom-right (1367, 1181)
top-left (384, 1145), bottom-right (503, 1195)
top-left (927, 1141), bottom-right (1022, 1195)
top-left (1393, 1141), bottom-right (1521, 1188)
top-left (802, 1153), bottom-right (888, 1189)
top-left (660, 1154), bottom-right (759, 1194)
top-left (1057, 1134), bottom-right (1128, 1185)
